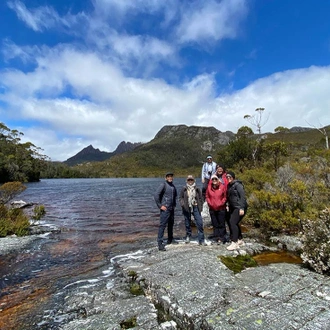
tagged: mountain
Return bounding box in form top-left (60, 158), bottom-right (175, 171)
top-left (64, 141), bottom-right (141, 166)
top-left (69, 125), bottom-right (236, 177)
top-left (64, 124), bottom-right (330, 178)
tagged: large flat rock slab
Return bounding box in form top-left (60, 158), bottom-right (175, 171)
top-left (61, 241), bottom-right (330, 329)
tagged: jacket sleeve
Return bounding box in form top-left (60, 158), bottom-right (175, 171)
top-left (173, 187), bottom-right (177, 208)
top-left (236, 183), bottom-right (246, 209)
top-left (201, 163), bottom-right (205, 180)
top-left (154, 183), bottom-right (165, 209)
top-left (219, 185), bottom-right (227, 207)
top-left (179, 187), bottom-right (185, 208)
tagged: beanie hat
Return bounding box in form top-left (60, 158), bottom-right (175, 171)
top-left (211, 174), bottom-right (219, 180)
top-left (227, 171), bottom-right (235, 179)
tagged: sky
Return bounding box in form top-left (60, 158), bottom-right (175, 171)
top-left (1, 0), bottom-right (330, 161)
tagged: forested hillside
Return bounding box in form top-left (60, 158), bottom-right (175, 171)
top-left (0, 123), bottom-right (46, 183)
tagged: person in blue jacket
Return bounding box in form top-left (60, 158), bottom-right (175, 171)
top-left (154, 172), bottom-right (178, 251)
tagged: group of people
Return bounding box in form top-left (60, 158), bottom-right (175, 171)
top-left (154, 155), bottom-right (248, 252)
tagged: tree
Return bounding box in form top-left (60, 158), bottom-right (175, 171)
top-left (305, 119), bottom-right (329, 150)
top-left (244, 107), bottom-right (269, 135)
top-left (274, 126), bottom-right (289, 133)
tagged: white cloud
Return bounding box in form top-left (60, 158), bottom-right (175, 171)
top-left (176, 0), bottom-right (248, 44)
top-left (2, 0), bottom-right (330, 162)
top-left (2, 41), bottom-right (330, 161)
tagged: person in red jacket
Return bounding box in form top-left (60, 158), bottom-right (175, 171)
top-left (206, 174), bottom-right (227, 244)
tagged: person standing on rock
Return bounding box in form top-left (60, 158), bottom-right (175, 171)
top-left (206, 175), bottom-right (227, 244)
top-left (215, 164), bottom-right (228, 187)
top-left (201, 155), bottom-right (217, 202)
top-left (154, 172), bottom-right (178, 251)
top-left (179, 175), bottom-right (207, 246)
top-left (226, 171), bottom-right (248, 251)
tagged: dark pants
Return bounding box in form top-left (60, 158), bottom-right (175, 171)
top-left (202, 178), bottom-right (210, 201)
top-left (209, 209), bottom-right (227, 241)
top-left (157, 208), bottom-right (174, 245)
top-left (183, 206), bottom-right (205, 243)
top-left (228, 208), bottom-right (245, 242)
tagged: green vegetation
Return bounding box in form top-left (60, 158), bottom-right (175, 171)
top-left (32, 205), bottom-right (46, 221)
top-left (301, 208), bottom-right (330, 274)
top-left (0, 122), bottom-right (47, 183)
top-left (219, 255), bottom-right (258, 273)
top-left (0, 182), bottom-right (30, 237)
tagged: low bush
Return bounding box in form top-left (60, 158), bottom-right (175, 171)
top-left (301, 208), bottom-right (330, 275)
top-left (0, 204), bottom-right (30, 237)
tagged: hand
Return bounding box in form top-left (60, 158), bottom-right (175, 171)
top-left (160, 206), bottom-right (167, 211)
top-left (202, 179), bottom-right (205, 183)
top-left (239, 209), bottom-right (244, 216)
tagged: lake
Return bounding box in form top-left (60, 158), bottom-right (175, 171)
top-left (0, 177), bottom-right (193, 329)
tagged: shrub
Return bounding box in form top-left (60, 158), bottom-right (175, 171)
top-left (32, 205), bottom-right (46, 220)
top-left (0, 181), bottom-right (26, 204)
top-left (0, 204), bottom-right (30, 237)
top-left (301, 208), bottom-right (330, 274)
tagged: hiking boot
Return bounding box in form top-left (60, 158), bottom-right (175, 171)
top-left (199, 241), bottom-right (207, 246)
top-left (185, 236), bottom-right (190, 244)
top-left (238, 239), bottom-right (245, 246)
top-left (226, 242), bottom-right (239, 251)
top-left (158, 244), bottom-right (166, 251)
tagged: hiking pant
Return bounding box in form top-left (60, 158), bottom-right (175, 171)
top-left (228, 208), bottom-right (245, 242)
top-left (183, 206), bottom-right (205, 243)
top-left (157, 208), bottom-right (174, 245)
top-left (209, 209), bottom-right (227, 241)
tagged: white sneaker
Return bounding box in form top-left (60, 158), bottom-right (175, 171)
top-left (238, 239), bottom-right (245, 246)
top-left (226, 242), bottom-right (239, 251)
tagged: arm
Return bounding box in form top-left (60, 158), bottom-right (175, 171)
top-left (201, 163), bottom-right (205, 183)
top-left (179, 187), bottom-right (185, 208)
top-left (236, 183), bottom-right (247, 215)
top-left (154, 183), bottom-right (165, 209)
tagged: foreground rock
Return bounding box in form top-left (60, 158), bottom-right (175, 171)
top-left (59, 240), bottom-right (330, 330)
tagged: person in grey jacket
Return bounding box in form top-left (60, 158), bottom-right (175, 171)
top-left (226, 171), bottom-right (248, 251)
top-left (154, 172), bottom-right (177, 251)
top-left (179, 175), bottom-right (206, 245)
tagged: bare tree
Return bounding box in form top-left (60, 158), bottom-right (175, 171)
top-left (244, 107), bottom-right (269, 135)
top-left (306, 120), bottom-right (329, 150)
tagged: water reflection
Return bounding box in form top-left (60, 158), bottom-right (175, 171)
top-left (253, 250), bottom-right (302, 266)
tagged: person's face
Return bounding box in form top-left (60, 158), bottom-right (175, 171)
top-left (187, 178), bottom-right (194, 186)
top-left (211, 177), bottom-right (219, 185)
top-left (216, 167), bottom-right (223, 175)
top-left (226, 174), bottom-right (233, 182)
top-left (166, 175), bottom-right (173, 182)
top-left (207, 158), bottom-right (212, 162)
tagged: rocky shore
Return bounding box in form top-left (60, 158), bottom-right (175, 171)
top-left (58, 238), bottom-right (330, 330)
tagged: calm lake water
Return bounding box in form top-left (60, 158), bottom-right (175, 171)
top-left (0, 178), bottom-right (191, 329)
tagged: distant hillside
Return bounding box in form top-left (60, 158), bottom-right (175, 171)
top-left (72, 125), bottom-right (236, 177)
top-left (66, 124), bottom-right (330, 178)
top-left (64, 141), bottom-right (141, 166)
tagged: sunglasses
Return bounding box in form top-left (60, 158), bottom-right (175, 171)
top-left (187, 179), bottom-right (194, 182)
top-left (212, 178), bottom-right (219, 181)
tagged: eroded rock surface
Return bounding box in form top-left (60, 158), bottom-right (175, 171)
top-left (60, 241), bottom-right (330, 330)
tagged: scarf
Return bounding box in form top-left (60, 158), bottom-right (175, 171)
top-left (187, 182), bottom-right (197, 208)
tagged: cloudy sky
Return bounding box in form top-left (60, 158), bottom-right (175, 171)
top-left (1, 0), bottom-right (330, 161)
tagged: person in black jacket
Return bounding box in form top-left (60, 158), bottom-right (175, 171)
top-left (179, 175), bottom-right (206, 246)
top-left (226, 171), bottom-right (248, 251)
top-left (154, 172), bottom-right (178, 251)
